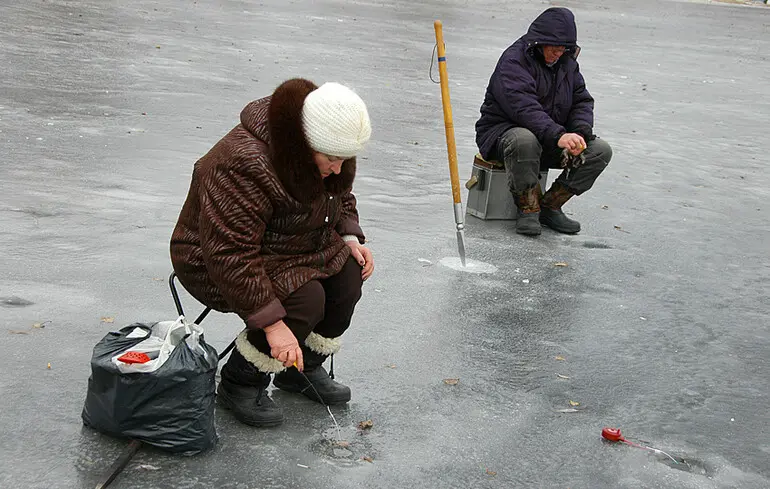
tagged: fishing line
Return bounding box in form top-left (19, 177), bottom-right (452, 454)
top-left (297, 369), bottom-right (343, 442)
top-left (602, 427), bottom-right (679, 464)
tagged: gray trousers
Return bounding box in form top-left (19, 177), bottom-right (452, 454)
top-left (496, 127), bottom-right (612, 196)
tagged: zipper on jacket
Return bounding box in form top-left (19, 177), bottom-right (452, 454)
top-left (325, 193), bottom-right (333, 227)
top-left (318, 193), bottom-right (334, 268)
top-left (548, 69), bottom-right (558, 115)
top-left (529, 40), bottom-right (560, 117)
top-left (325, 195), bottom-right (331, 224)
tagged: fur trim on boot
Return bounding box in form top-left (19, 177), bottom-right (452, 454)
top-left (235, 330), bottom-right (286, 373)
top-left (304, 332), bottom-right (341, 356)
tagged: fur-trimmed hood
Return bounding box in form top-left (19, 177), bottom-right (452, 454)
top-left (239, 78), bottom-right (357, 205)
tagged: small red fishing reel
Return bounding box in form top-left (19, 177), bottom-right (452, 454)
top-left (602, 427), bottom-right (624, 442)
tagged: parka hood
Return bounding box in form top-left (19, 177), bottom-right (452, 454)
top-left (524, 7), bottom-right (580, 57)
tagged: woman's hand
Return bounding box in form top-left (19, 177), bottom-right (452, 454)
top-left (263, 320), bottom-right (303, 371)
top-left (346, 240), bottom-right (375, 281)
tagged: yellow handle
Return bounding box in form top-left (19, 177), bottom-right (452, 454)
top-left (434, 20), bottom-right (462, 205)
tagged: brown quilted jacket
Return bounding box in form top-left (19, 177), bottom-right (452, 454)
top-left (170, 79), bottom-right (365, 330)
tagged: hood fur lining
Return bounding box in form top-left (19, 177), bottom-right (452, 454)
top-left (265, 78), bottom-right (357, 204)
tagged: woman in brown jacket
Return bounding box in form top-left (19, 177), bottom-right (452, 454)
top-left (170, 78), bottom-right (373, 427)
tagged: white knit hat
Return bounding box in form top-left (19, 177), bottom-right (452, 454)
top-left (301, 82), bottom-right (371, 159)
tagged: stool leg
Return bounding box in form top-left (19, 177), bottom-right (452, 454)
top-left (168, 272), bottom-right (185, 317)
top-left (218, 339), bottom-right (236, 361)
top-left (194, 307), bottom-right (212, 325)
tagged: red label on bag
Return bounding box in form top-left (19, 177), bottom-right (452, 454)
top-left (118, 351), bottom-right (152, 364)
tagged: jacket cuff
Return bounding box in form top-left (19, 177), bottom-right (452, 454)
top-left (336, 218), bottom-right (365, 243)
top-left (245, 298), bottom-right (287, 330)
top-left (547, 125), bottom-right (566, 150)
top-left (571, 124), bottom-right (594, 141)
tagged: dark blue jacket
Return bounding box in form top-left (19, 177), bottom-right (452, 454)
top-left (475, 7), bottom-right (594, 160)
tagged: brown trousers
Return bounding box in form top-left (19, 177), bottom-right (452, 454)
top-left (246, 257), bottom-right (363, 355)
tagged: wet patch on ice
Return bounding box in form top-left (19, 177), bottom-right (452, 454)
top-left (582, 241), bottom-right (613, 249)
top-left (309, 425), bottom-right (377, 467)
top-left (439, 257), bottom-right (498, 274)
top-left (0, 296), bottom-right (35, 307)
top-left (9, 207), bottom-right (64, 219)
top-left (660, 454), bottom-right (711, 476)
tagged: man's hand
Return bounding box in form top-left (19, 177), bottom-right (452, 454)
top-left (264, 320), bottom-right (303, 371)
top-left (346, 240), bottom-right (375, 281)
top-left (558, 133), bottom-right (587, 156)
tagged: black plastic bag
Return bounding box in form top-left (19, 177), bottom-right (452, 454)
top-left (81, 318), bottom-right (219, 455)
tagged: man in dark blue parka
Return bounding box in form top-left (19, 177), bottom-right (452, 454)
top-left (476, 7), bottom-right (612, 235)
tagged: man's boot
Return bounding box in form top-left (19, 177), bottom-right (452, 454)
top-left (273, 334), bottom-right (351, 405)
top-left (217, 340), bottom-right (284, 427)
top-left (540, 182), bottom-right (581, 234)
top-left (513, 186), bottom-right (542, 235)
